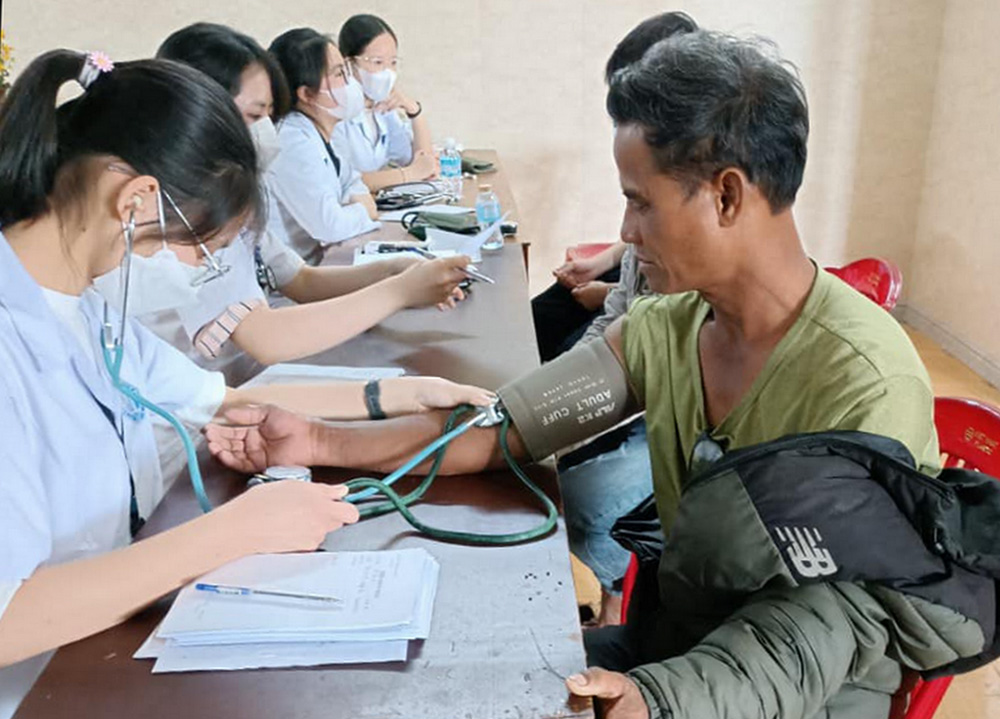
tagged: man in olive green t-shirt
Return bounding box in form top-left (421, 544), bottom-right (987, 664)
top-left (204, 29), bottom-right (943, 719)
top-left (624, 266), bottom-right (939, 534)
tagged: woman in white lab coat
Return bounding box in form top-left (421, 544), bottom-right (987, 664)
top-left (90, 23), bottom-right (470, 387)
top-left (0, 50), bottom-right (492, 716)
top-left (334, 14), bottom-right (437, 191)
top-left (266, 28), bottom-right (382, 259)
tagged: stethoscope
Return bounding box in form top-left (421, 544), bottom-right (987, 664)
top-left (101, 197), bottom-right (556, 545)
top-left (100, 190), bottom-right (229, 514)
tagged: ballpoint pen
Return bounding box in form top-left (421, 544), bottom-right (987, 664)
top-left (403, 245), bottom-right (496, 284)
top-left (195, 582), bottom-right (343, 604)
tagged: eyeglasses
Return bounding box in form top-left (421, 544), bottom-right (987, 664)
top-left (159, 190), bottom-right (230, 286)
top-left (107, 164), bottom-right (230, 287)
top-left (355, 55), bottom-right (400, 71)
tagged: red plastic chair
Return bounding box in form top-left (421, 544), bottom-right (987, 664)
top-left (826, 258), bottom-right (903, 311)
top-left (901, 397), bottom-right (1000, 718)
top-left (620, 397), bottom-right (1000, 719)
top-left (565, 242), bottom-right (616, 263)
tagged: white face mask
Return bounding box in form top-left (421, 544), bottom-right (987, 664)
top-left (93, 243), bottom-right (204, 317)
top-left (321, 77), bottom-right (366, 121)
top-left (355, 66), bottom-right (397, 103)
top-left (249, 116), bottom-right (281, 171)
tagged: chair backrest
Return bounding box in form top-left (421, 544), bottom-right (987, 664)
top-left (933, 397), bottom-right (1000, 474)
top-left (825, 258), bottom-right (903, 311)
top-left (565, 242), bottom-right (616, 263)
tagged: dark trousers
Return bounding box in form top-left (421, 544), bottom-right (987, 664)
top-left (531, 267), bottom-right (620, 362)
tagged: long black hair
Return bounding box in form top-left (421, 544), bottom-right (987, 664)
top-left (338, 15), bottom-right (397, 59)
top-left (158, 22), bottom-right (291, 120)
top-left (0, 50), bottom-right (262, 239)
top-left (269, 28), bottom-right (335, 111)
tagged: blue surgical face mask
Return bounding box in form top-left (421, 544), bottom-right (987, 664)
top-left (320, 77), bottom-right (366, 121)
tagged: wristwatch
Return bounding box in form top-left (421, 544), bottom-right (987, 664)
top-left (364, 379), bottom-right (387, 420)
top-left (406, 101), bottom-right (422, 119)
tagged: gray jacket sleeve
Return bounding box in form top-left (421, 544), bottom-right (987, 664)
top-left (627, 582), bottom-right (983, 719)
top-left (580, 245), bottom-right (643, 344)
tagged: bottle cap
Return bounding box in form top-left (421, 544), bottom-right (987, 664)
top-left (478, 184), bottom-right (492, 192)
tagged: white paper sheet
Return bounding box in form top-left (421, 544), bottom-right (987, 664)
top-left (425, 214), bottom-right (507, 262)
top-left (157, 550), bottom-right (437, 642)
top-left (241, 363), bottom-right (405, 389)
top-left (352, 248), bottom-right (457, 266)
top-left (150, 639), bottom-right (408, 673)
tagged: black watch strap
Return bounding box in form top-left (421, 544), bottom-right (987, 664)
top-left (364, 379), bottom-right (387, 420)
top-left (406, 101), bottom-right (422, 119)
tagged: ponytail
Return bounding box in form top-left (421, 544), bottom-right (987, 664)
top-left (0, 50), bottom-right (262, 241)
top-left (269, 29), bottom-right (335, 111)
top-left (0, 50), bottom-right (86, 227)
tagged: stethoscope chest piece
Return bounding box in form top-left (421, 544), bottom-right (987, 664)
top-left (247, 465), bottom-right (313, 488)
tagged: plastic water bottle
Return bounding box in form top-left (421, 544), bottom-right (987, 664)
top-left (439, 138), bottom-right (463, 200)
top-left (475, 184), bottom-right (504, 251)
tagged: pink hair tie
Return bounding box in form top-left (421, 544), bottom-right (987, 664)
top-left (78, 51), bottom-right (114, 90)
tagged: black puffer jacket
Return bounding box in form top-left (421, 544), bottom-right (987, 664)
top-left (613, 431), bottom-right (998, 719)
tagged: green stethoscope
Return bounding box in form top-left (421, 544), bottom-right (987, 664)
top-left (341, 403), bottom-right (558, 545)
top-left (102, 196), bottom-right (556, 545)
top-left (101, 188), bottom-right (229, 516)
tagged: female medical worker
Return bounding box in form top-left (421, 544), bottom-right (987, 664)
top-left (91, 23), bottom-right (471, 386)
top-left (0, 50), bottom-right (492, 716)
top-left (335, 14), bottom-right (437, 192)
top-left (266, 28), bottom-right (381, 259)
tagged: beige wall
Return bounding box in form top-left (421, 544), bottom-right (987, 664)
top-left (905, 0), bottom-right (1000, 385)
top-left (4, 0), bottom-right (996, 380)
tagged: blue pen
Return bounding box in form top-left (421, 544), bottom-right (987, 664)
top-left (195, 582), bottom-right (343, 604)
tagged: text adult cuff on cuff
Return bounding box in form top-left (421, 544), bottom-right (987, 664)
top-left (497, 337), bottom-right (638, 462)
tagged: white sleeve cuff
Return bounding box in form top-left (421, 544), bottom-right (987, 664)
top-left (0, 580), bottom-right (21, 621)
top-left (173, 371), bottom-right (226, 427)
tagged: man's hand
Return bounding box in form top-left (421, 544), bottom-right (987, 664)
top-left (571, 280), bottom-right (612, 311)
top-left (405, 150), bottom-right (439, 181)
top-left (380, 376), bottom-right (496, 416)
top-left (553, 255), bottom-right (606, 289)
top-left (566, 668), bottom-right (649, 719)
top-left (205, 405), bottom-right (318, 473)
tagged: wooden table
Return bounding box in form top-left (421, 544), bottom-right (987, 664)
top-left (16, 156), bottom-right (592, 719)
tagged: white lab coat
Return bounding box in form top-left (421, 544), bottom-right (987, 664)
top-left (266, 111), bottom-right (380, 259)
top-left (331, 109), bottom-right (414, 174)
top-left (0, 233), bottom-right (225, 716)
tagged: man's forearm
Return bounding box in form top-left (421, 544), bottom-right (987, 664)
top-left (312, 411), bottom-right (524, 475)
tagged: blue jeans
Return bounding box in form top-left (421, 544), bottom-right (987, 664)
top-left (558, 418), bottom-right (652, 592)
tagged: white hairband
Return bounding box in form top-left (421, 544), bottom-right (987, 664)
top-left (78, 51), bottom-right (114, 90)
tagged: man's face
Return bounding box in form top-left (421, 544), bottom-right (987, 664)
top-left (614, 123), bottom-right (728, 295)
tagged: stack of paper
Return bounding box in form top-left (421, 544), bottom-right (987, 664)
top-left (135, 549), bottom-right (439, 673)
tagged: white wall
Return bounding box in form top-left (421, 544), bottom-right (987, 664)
top-left (7, 0), bottom-right (997, 382)
top-left (905, 0), bottom-right (1000, 386)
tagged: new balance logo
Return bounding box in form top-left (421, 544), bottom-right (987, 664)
top-left (775, 526), bottom-right (838, 578)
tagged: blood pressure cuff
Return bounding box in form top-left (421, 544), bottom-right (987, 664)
top-left (497, 337), bottom-right (639, 462)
